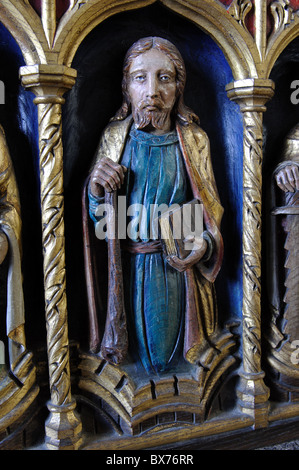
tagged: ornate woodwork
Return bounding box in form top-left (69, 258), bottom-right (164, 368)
top-left (0, 0), bottom-right (298, 450)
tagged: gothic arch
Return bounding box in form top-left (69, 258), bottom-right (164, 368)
top-left (56, 0), bottom-right (259, 80)
top-left (0, 0), bottom-right (259, 80)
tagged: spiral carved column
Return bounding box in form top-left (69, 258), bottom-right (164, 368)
top-left (227, 79), bottom-right (275, 428)
top-left (20, 65), bottom-right (82, 449)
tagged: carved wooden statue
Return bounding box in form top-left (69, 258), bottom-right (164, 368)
top-left (0, 124), bottom-right (38, 434)
top-left (268, 122), bottom-right (299, 400)
top-left (83, 37), bottom-right (227, 376)
top-left (0, 124), bottom-right (25, 376)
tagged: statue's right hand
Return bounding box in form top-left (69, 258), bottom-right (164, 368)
top-left (275, 164), bottom-right (299, 193)
top-left (0, 231), bottom-right (8, 265)
top-left (89, 157), bottom-right (127, 197)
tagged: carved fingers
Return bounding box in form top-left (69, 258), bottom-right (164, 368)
top-left (0, 231), bottom-right (8, 265)
top-left (275, 164), bottom-right (299, 193)
top-left (90, 157), bottom-right (127, 197)
top-left (166, 236), bottom-right (208, 272)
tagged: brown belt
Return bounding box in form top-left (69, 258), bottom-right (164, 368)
top-left (121, 239), bottom-right (163, 254)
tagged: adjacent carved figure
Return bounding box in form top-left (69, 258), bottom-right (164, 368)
top-left (83, 37), bottom-right (225, 375)
top-left (268, 122), bottom-right (299, 398)
top-left (0, 124), bottom-right (26, 378)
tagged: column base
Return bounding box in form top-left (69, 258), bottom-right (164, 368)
top-left (45, 400), bottom-right (82, 450)
top-left (237, 370), bottom-right (270, 429)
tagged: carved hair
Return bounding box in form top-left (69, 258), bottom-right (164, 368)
top-left (112, 36), bottom-right (199, 126)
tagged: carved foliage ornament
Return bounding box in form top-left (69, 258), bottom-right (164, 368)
top-left (229, 0), bottom-right (253, 30)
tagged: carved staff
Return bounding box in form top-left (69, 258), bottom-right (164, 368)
top-left (100, 190), bottom-right (128, 364)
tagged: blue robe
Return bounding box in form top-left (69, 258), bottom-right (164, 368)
top-left (122, 127), bottom-right (190, 374)
top-left (89, 126), bottom-right (190, 373)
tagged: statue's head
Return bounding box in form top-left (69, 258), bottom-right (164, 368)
top-left (113, 37), bottom-right (199, 130)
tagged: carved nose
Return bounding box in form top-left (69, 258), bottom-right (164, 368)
top-left (146, 76), bottom-right (159, 98)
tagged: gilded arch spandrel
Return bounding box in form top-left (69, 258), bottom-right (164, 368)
top-left (264, 0), bottom-right (299, 78)
top-left (0, 0), bottom-right (297, 79)
top-left (0, 0), bottom-right (260, 79)
top-left (54, 0), bottom-right (259, 79)
top-left (0, 0), bottom-right (47, 64)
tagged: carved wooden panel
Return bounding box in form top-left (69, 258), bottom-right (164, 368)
top-left (0, 0), bottom-right (298, 450)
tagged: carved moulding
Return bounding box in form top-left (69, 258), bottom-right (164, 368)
top-left (20, 64), bottom-right (82, 450)
top-left (226, 78), bottom-right (275, 428)
top-left (0, 0), bottom-right (259, 449)
top-left (0, 352), bottom-right (39, 441)
top-left (266, 0), bottom-right (299, 75)
top-left (0, 0), bottom-right (298, 449)
top-left (79, 328), bottom-right (237, 436)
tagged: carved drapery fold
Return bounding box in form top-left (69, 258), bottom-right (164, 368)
top-left (0, 0), bottom-right (296, 449)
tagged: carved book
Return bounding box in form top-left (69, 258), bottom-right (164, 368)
top-left (157, 199), bottom-right (203, 259)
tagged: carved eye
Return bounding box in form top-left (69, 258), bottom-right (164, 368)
top-left (160, 74), bottom-right (171, 82)
top-left (133, 74), bottom-right (146, 82)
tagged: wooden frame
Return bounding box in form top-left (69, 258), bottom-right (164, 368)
top-left (0, 0), bottom-right (298, 450)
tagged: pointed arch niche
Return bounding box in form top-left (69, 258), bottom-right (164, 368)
top-left (62, 2), bottom-right (244, 348)
top-left (0, 0), bottom-right (299, 448)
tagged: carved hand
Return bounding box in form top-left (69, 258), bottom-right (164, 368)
top-left (90, 157), bottom-right (127, 197)
top-left (166, 236), bottom-right (208, 273)
top-left (275, 164), bottom-right (299, 193)
top-left (0, 231), bottom-right (8, 265)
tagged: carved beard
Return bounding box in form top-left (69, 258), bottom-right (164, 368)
top-left (132, 100), bottom-right (172, 131)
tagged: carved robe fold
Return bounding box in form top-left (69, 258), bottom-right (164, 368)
top-left (83, 116), bottom-right (223, 372)
top-left (0, 125), bottom-right (25, 373)
top-left (268, 123), bottom-right (299, 377)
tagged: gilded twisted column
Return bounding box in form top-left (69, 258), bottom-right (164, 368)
top-left (227, 79), bottom-right (275, 428)
top-left (20, 64), bottom-right (82, 449)
top-left (38, 99), bottom-right (70, 406)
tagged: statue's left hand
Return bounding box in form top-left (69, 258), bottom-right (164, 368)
top-left (275, 164), bottom-right (299, 192)
top-left (166, 236), bottom-right (207, 272)
top-left (0, 231), bottom-right (8, 265)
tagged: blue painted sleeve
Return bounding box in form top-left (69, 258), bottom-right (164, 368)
top-left (88, 185), bottom-right (105, 226)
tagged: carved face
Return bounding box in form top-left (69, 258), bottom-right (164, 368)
top-left (127, 49), bottom-right (177, 134)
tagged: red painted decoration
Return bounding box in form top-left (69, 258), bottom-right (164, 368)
top-left (289, 0), bottom-right (299, 11)
top-left (28, 0), bottom-right (41, 16)
top-left (217, 0), bottom-right (234, 6)
top-left (27, 0), bottom-right (299, 25)
top-left (218, 0), bottom-right (299, 12)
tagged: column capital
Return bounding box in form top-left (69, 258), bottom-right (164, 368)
top-left (19, 64), bottom-right (77, 104)
top-left (226, 78), bottom-right (275, 113)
